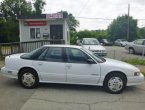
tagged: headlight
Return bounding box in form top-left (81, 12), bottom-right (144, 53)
top-left (134, 72), bottom-right (140, 76)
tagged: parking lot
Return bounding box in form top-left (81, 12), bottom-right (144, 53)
top-left (106, 46), bottom-right (145, 60)
top-left (0, 46), bottom-right (145, 110)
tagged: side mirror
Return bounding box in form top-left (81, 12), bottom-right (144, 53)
top-left (87, 59), bottom-right (95, 64)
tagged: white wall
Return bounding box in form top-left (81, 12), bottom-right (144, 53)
top-left (19, 19), bottom-right (69, 44)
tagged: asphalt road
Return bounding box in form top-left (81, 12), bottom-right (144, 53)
top-left (0, 74), bottom-right (145, 110)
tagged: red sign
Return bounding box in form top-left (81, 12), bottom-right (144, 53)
top-left (25, 21), bottom-right (47, 26)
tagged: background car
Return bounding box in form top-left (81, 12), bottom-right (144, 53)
top-left (125, 39), bottom-right (145, 54)
top-left (78, 38), bottom-right (107, 56)
top-left (101, 39), bottom-right (113, 46)
top-left (114, 39), bottom-right (128, 47)
top-left (1, 45), bottom-right (144, 94)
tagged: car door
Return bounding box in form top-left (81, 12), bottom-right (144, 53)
top-left (143, 40), bottom-right (145, 54)
top-left (133, 40), bottom-right (144, 54)
top-left (65, 48), bottom-right (101, 85)
top-left (115, 40), bottom-right (119, 45)
top-left (33, 47), bottom-right (66, 82)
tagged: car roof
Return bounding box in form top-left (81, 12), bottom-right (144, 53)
top-left (43, 45), bottom-right (82, 49)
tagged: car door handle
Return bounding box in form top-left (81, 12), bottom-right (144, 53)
top-left (66, 65), bottom-right (72, 68)
top-left (38, 62), bottom-right (43, 66)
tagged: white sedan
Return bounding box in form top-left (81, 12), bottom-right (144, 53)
top-left (1, 45), bottom-right (144, 94)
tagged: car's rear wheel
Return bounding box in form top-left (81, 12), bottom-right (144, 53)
top-left (103, 73), bottom-right (127, 94)
top-left (19, 69), bottom-right (39, 89)
top-left (129, 48), bottom-right (135, 54)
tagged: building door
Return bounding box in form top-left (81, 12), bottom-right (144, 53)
top-left (50, 25), bottom-right (63, 44)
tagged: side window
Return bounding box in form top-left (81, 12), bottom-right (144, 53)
top-left (66, 48), bottom-right (89, 63)
top-left (30, 28), bottom-right (41, 39)
top-left (30, 28), bottom-right (35, 39)
top-left (42, 47), bottom-right (64, 62)
top-left (143, 40), bottom-right (145, 45)
top-left (36, 28), bottom-right (41, 38)
top-left (134, 40), bottom-right (144, 45)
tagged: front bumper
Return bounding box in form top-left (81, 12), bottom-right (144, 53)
top-left (127, 73), bottom-right (144, 86)
top-left (0, 67), bottom-right (18, 79)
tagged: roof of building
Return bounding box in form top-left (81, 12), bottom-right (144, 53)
top-left (18, 12), bottom-right (68, 19)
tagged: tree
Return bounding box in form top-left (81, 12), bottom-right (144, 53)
top-left (60, 11), bottom-right (79, 44)
top-left (77, 30), bottom-right (108, 41)
top-left (137, 27), bottom-right (145, 38)
top-left (33, 0), bottom-right (46, 14)
top-left (0, 18), bottom-right (7, 43)
top-left (0, 0), bottom-right (45, 43)
top-left (68, 13), bottom-right (79, 31)
top-left (108, 15), bottom-right (137, 41)
top-left (0, 0), bottom-right (32, 20)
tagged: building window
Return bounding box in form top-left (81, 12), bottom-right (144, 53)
top-left (30, 28), bottom-right (41, 39)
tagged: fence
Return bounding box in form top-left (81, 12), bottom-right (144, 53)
top-left (0, 40), bottom-right (65, 57)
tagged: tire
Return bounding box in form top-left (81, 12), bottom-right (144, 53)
top-left (19, 69), bottom-right (39, 89)
top-left (129, 48), bottom-right (135, 54)
top-left (103, 73), bottom-right (127, 94)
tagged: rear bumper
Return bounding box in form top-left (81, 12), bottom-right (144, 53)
top-left (0, 67), bottom-right (18, 79)
top-left (127, 73), bottom-right (144, 86)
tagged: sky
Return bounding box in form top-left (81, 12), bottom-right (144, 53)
top-left (1, 0), bottom-right (145, 31)
top-left (42, 0), bottom-right (145, 31)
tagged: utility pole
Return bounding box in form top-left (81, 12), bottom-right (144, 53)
top-left (19, 0), bottom-right (21, 15)
top-left (127, 4), bottom-right (130, 41)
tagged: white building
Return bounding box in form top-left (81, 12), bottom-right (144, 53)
top-left (19, 12), bottom-right (70, 44)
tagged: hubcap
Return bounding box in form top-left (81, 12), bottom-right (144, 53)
top-left (22, 73), bottom-right (35, 87)
top-left (108, 77), bottom-right (123, 92)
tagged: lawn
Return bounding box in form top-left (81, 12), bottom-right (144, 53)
top-left (142, 72), bottom-right (145, 76)
top-left (124, 58), bottom-right (145, 66)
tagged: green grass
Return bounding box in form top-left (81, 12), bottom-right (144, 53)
top-left (124, 58), bottom-right (145, 66)
top-left (142, 72), bottom-right (145, 76)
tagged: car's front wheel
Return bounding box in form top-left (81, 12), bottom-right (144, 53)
top-left (19, 69), bottom-right (39, 89)
top-left (103, 73), bottom-right (127, 94)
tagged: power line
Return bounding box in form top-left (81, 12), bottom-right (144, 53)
top-left (75, 17), bottom-right (114, 20)
top-left (77, 0), bottom-right (90, 16)
top-left (75, 16), bottom-right (145, 21)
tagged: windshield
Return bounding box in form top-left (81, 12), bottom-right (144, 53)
top-left (103, 39), bottom-right (108, 43)
top-left (82, 38), bottom-right (100, 45)
top-left (81, 48), bottom-right (106, 63)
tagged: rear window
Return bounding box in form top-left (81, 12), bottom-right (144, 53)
top-left (20, 47), bottom-right (47, 60)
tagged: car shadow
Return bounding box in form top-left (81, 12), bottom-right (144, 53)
top-left (1, 77), bottom-right (142, 94)
top-left (39, 83), bottom-right (104, 92)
